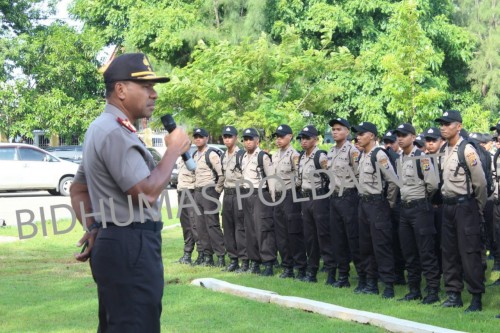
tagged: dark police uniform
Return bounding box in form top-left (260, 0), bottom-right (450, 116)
top-left (220, 126), bottom-right (247, 271)
top-left (327, 118), bottom-right (363, 288)
top-left (353, 122), bottom-right (398, 297)
top-left (297, 126), bottom-right (336, 283)
top-left (177, 158), bottom-right (199, 264)
top-left (490, 121), bottom-right (500, 271)
top-left (240, 128), bottom-right (276, 274)
top-left (193, 131), bottom-right (226, 266)
top-left (75, 104), bottom-right (164, 332)
top-left (395, 124), bottom-right (440, 303)
top-left (272, 125), bottom-right (307, 278)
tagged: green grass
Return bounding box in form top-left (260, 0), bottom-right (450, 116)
top-left (1, 215), bottom-right (499, 333)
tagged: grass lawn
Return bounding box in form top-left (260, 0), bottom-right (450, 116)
top-left (0, 211), bottom-right (498, 333)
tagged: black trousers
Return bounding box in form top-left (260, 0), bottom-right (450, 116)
top-left (243, 192), bottom-right (277, 263)
top-left (433, 204), bottom-right (443, 276)
top-left (301, 196), bottom-right (335, 272)
top-left (442, 199), bottom-right (485, 294)
top-left (391, 204), bottom-right (406, 278)
top-left (178, 190), bottom-right (199, 253)
top-left (274, 189), bottom-right (307, 269)
top-left (494, 202), bottom-right (500, 261)
top-left (222, 192), bottom-right (247, 260)
top-left (330, 191), bottom-right (363, 277)
top-left (194, 188), bottom-right (225, 256)
top-left (91, 227), bottom-right (163, 333)
top-left (399, 201), bottom-right (440, 288)
top-left (358, 197), bottom-right (395, 283)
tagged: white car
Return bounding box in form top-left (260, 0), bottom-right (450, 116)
top-left (0, 143), bottom-right (79, 196)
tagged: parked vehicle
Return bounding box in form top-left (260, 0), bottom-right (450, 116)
top-left (0, 143), bottom-right (79, 196)
top-left (45, 145), bottom-right (83, 164)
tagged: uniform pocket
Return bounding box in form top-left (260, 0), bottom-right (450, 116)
top-left (127, 231), bottom-right (144, 268)
top-left (464, 225), bottom-right (481, 253)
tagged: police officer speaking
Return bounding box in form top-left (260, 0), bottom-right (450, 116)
top-left (71, 53), bottom-right (191, 332)
top-left (436, 110), bottom-right (487, 312)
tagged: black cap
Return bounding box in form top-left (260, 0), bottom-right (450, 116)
top-left (222, 126), bottom-right (238, 136)
top-left (103, 53), bottom-right (170, 83)
top-left (469, 132), bottom-right (490, 144)
top-left (351, 122), bottom-right (378, 136)
top-left (193, 128), bottom-right (209, 137)
top-left (329, 118), bottom-right (350, 129)
top-left (423, 127), bottom-right (441, 140)
top-left (394, 123), bottom-right (416, 135)
top-left (414, 135), bottom-right (425, 148)
top-left (435, 110), bottom-right (462, 123)
top-left (242, 128), bottom-right (260, 138)
top-left (272, 124), bottom-right (293, 137)
top-left (297, 125), bottom-right (319, 139)
top-left (382, 130), bottom-right (397, 142)
top-left (490, 120), bottom-right (500, 132)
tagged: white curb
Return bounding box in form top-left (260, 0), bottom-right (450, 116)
top-left (191, 278), bottom-right (466, 333)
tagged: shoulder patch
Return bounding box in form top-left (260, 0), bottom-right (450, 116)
top-left (379, 157), bottom-right (390, 169)
top-left (320, 159), bottom-right (328, 169)
top-left (467, 152), bottom-right (478, 167)
top-left (421, 158), bottom-right (430, 171)
top-left (352, 151), bottom-right (360, 161)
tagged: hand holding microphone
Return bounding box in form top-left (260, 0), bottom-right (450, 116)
top-left (161, 114), bottom-right (196, 171)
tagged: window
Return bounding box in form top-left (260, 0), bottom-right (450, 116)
top-left (18, 147), bottom-right (46, 161)
top-left (0, 148), bottom-right (16, 161)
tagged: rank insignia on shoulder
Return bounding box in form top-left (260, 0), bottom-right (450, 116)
top-left (117, 117), bottom-right (137, 133)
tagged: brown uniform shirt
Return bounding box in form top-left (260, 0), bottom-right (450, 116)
top-left (400, 146), bottom-right (438, 201)
top-left (221, 147), bottom-right (242, 188)
top-left (440, 137), bottom-right (487, 211)
top-left (358, 146), bottom-right (399, 207)
top-left (272, 145), bottom-right (300, 192)
top-left (193, 147), bottom-right (224, 193)
top-left (241, 147), bottom-right (274, 190)
top-left (177, 158), bottom-right (195, 191)
top-left (297, 146), bottom-right (328, 191)
top-left (327, 141), bottom-right (360, 191)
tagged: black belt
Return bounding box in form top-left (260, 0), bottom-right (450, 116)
top-left (442, 195), bottom-right (472, 205)
top-left (275, 189), bottom-right (291, 200)
top-left (401, 197), bottom-right (428, 209)
top-left (194, 187), bottom-right (203, 192)
top-left (178, 189), bottom-right (194, 194)
top-left (331, 187), bottom-right (357, 198)
top-left (103, 220), bottom-right (163, 232)
top-left (301, 188), bottom-right (328, 198)
top-left (240, 188), bottom-right (268, 195)
top-left (359, 193), bottom-right (385, 202)
top-left (224, 187), bottom-right (237, 195)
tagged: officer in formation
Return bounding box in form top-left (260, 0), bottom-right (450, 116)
top-left (271, 124), bottom-right (307, 279)
top-left (394, 123), bottom-right (440, 304)
top-left (220, 126), bottom-right (248, 272)
top-left (177, 111), bottom-right (497, 313)
top-left (327, 118), bottom-right (363, 290)
top-left (352, 122), bottom-right (399, 298)
top-left (176, 158), bottom-right (199, 265)
top-left (489, 121), bottom-right (500, 272)
top-left (297, 125), bottom-right (337, 284)
top-left (192, 128), bottom-right (226, 267)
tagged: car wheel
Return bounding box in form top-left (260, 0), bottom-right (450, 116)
top-left (59, 176), bottom-right (74, 196)
top-left (48, 189), bottom-right (60, 196)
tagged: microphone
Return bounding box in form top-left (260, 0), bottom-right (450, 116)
top-left (161, 114), bottom-right (196, 171)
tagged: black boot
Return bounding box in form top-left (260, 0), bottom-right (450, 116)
top-left (279, 267), bottom-right (295, 279)
top-left (361, 278), bottom-right (379, 295)
top-left (382, 283), bottom-right (395, 299)
top-left (261, 263), bottom-right (274, 277)
top-left (178, 251), bottom-right (192, 264)
top-left (354, 276), bottom-right (367, 293)
top-left (295, 268), bottom-right (307, 281)
top-left (464, 293), bottom-right (482, 313)
top-left (301, 270), bottom-right (318, 283)
top-left (333, 274), bottom-right (351, 288)
top-left (202, 254), bottom-right (215, 267)
top-left (236, 260), bottom-right (250, 273)
top-left (273, 258), bottom-right (281, 269)
top-left (225, 259), bottom-right (239, 272)
top-left (395, 273), bottom-right (407, 286)
top-left (398, 283), bottom-right (422, 301)
top-left (192, 252), bottom-right (204, 266)
top-left (216, 255), bottom-right (226, 267)
top-left (422, 287), bottom-right (440, 305)
top-left (250, 261), bottom-right (261, 274)
top-left (441, 292), bottom-right (463, 308)
top-left (325, 268), bottom-right (337, 286)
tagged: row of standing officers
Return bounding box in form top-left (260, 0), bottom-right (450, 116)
top-left (175, 109), bottom-right (494, 313)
